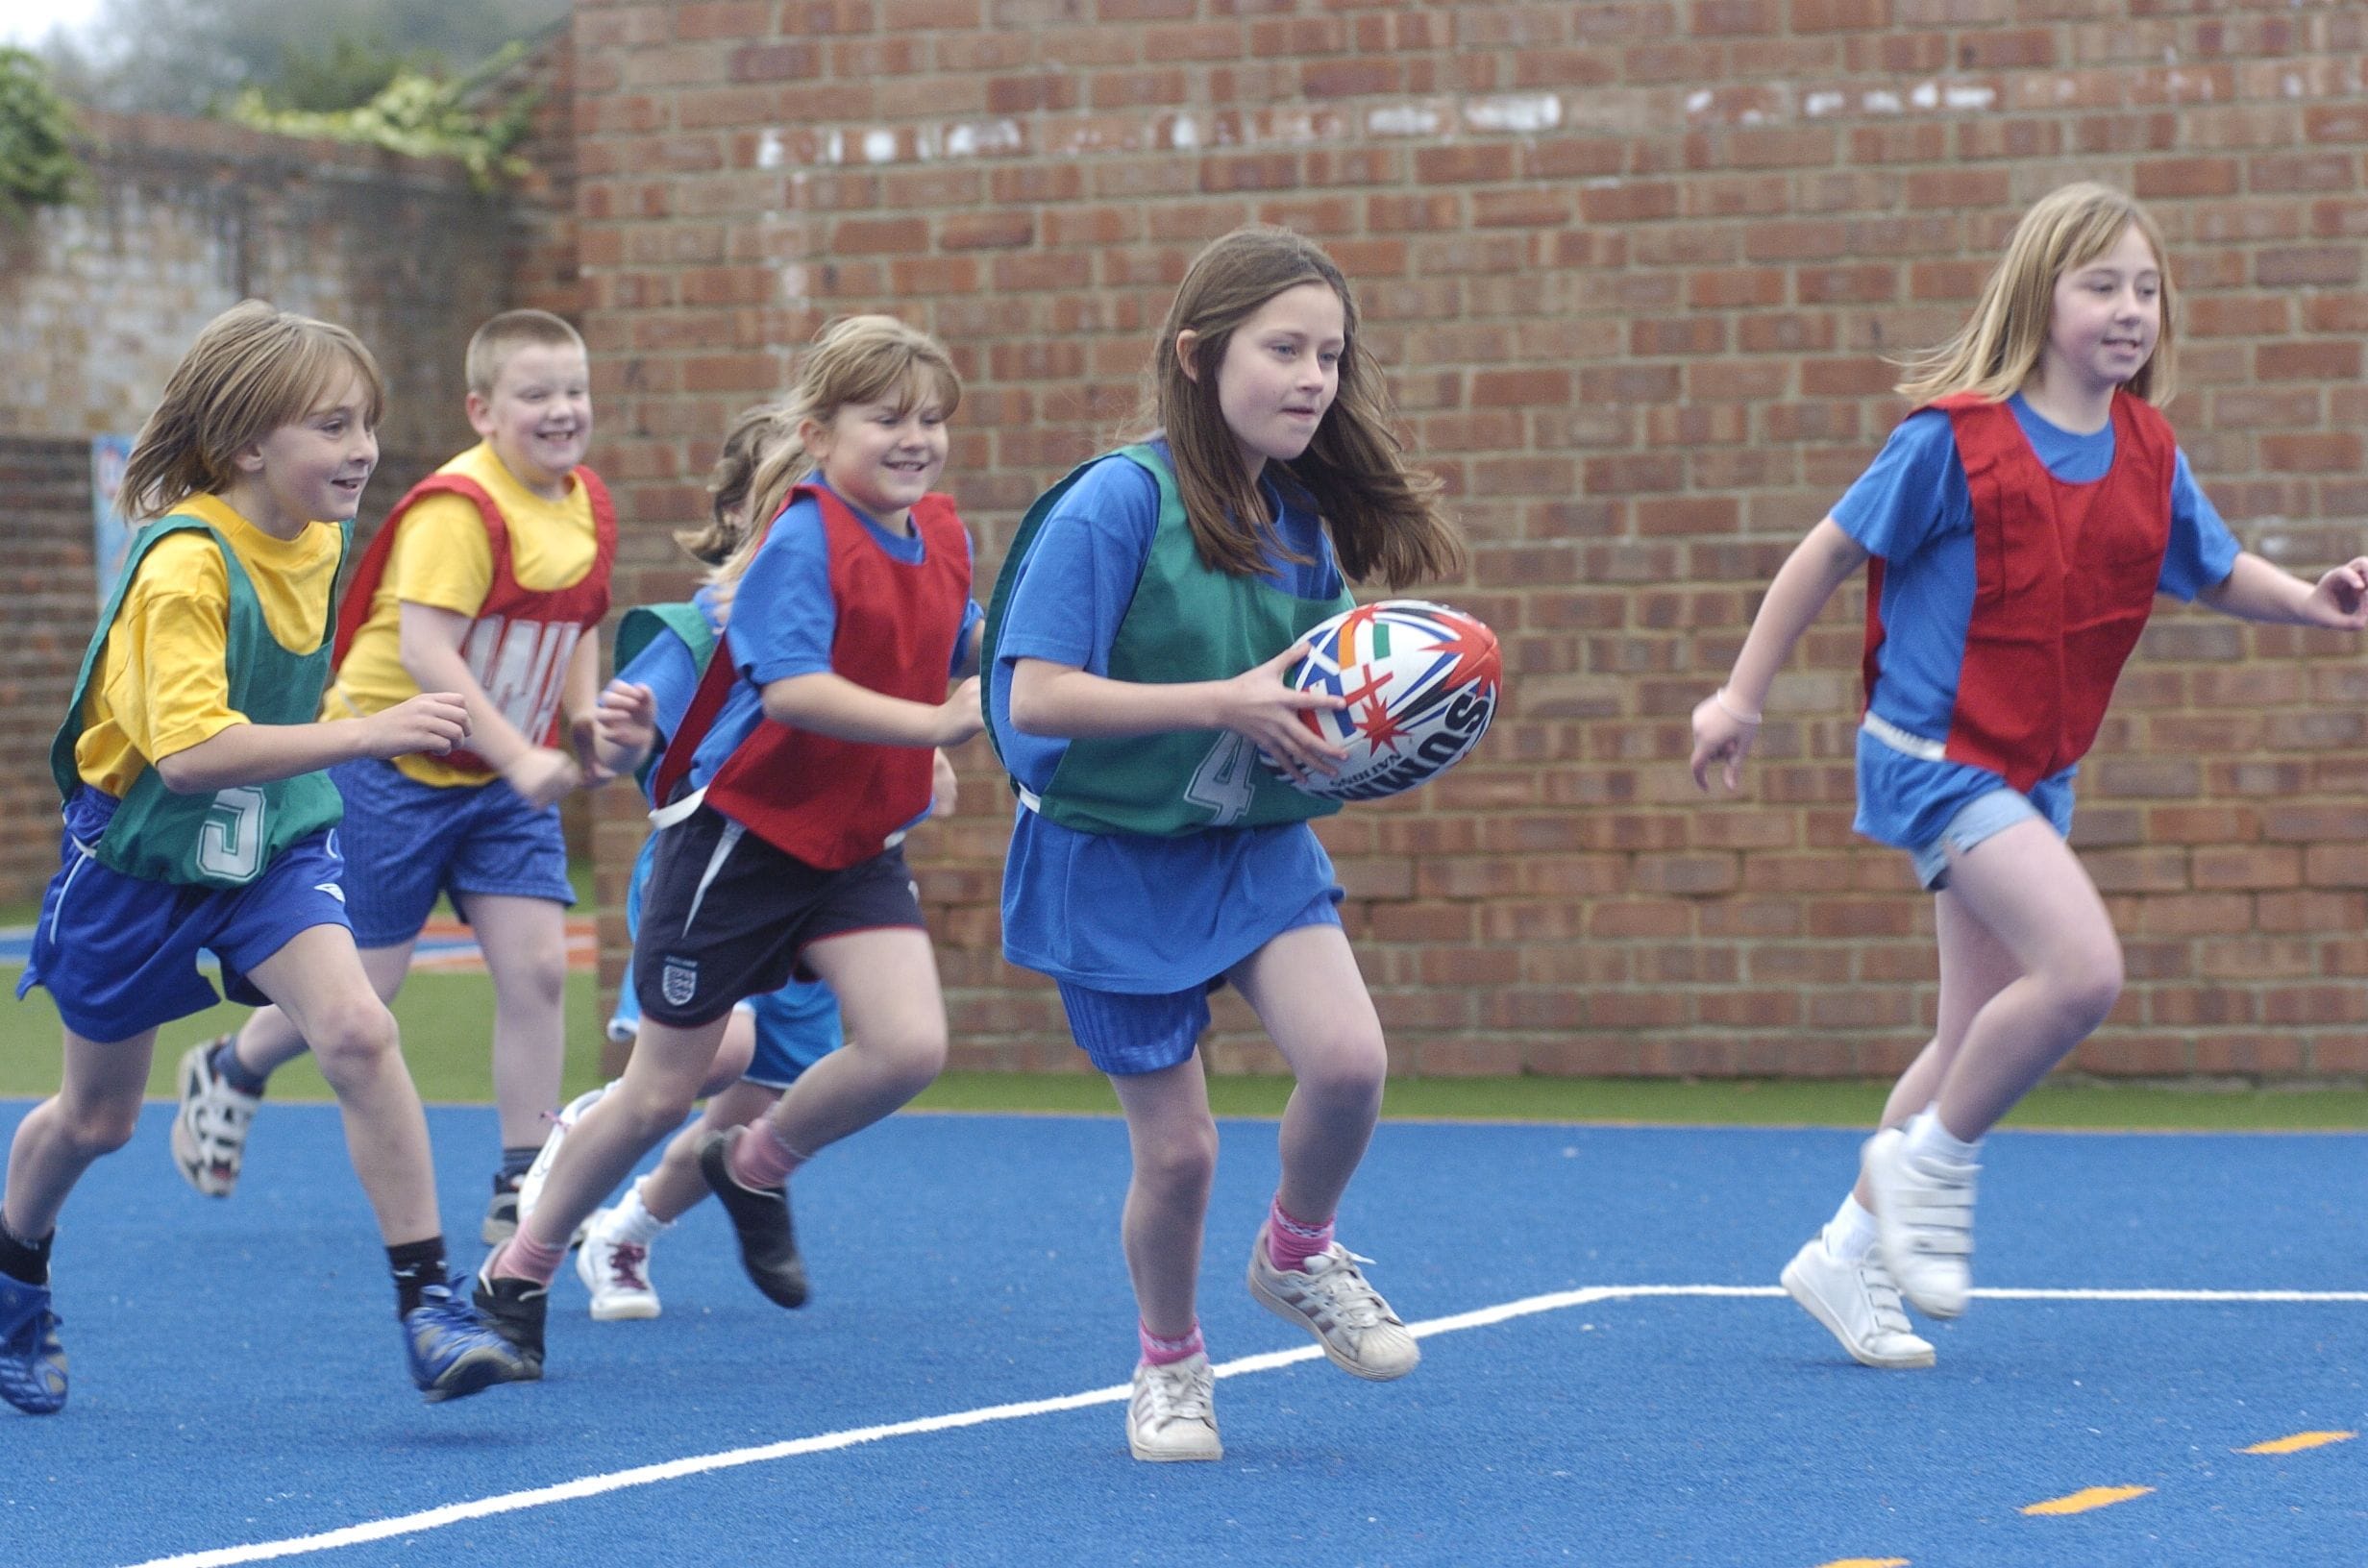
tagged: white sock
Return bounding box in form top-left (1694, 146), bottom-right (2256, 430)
top-left (603, 1179), bottom-right (669, 1247)
top-left (1823, 1195), bottom-right (1878, 1262)
top-left (1904, 1107), bottom-right (1981, 1167)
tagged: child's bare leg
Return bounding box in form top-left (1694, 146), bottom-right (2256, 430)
top-left (245, 924), bottom-right (438, 1243)
top-left (1230, 923), bottom-right (1386, 1226)
top-left (640, 1078), bottom-right (779, 1222)
top-left (232, 940), bottom-right (415, 1076)
top-left (754, 930), bottom-right (945, 1157)
top-left (1107, 1060), bottom-right (1218, 1338)
top-left (459, 892), bottom-right (569, 1152)
top-left (3, 1030), bottom-right (155, 1243)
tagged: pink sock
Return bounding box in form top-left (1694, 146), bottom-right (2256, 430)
top-left (1266, 1197), bottom-right (1335, 1273)
top-left (1138, 1319), bottom-right (1204, 1366)
top-left (728, 1120), bottom-right (808, 1191)
top-left (494, 1230), bottom-right (565, 1286)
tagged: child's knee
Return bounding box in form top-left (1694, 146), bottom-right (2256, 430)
top-left (862, 1027), bottom-right (946, 1096)
top-left (1295, 1030), bottom-right (1388, 1110)
top-left (2049, 937), bottom-right (2125, 1031)
top-left (61, 1090), bottom-right (142, 1157)
top-left (308, 999), bottom-right (401, 1076)
top-left (1136, 1118), bottom-right (1219, 1198)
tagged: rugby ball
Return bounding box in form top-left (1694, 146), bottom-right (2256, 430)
top-left (1273, 600), bottom-right (1501, 800)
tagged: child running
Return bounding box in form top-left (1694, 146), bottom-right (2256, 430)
top-left (1, 302), bottom-right (534, 1413)
top-left (519, 406), bottom-right (957, 1320)
top-left (471, 315), bottom-right (983, 1375)
top-left (1689, 183), bottom-right (2368, 1369)
top-left (982, 225), bottom-right (1467, 1461)
top-left (174, 309), bottom-right (617, 1244)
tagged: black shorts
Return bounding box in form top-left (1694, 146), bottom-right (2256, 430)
top-left (630, 805), bottom-right (925, 1028)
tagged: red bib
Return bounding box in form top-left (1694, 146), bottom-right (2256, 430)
top-left (654, 485), bottom-right (971, 870)
top-left (1861, 390), bottom-right (2176, 792)
top-left (334, 469), bottom-right (618, 774)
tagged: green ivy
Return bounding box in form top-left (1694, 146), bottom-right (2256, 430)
top-left (0, 48), bottom-right (81, 217)
top-left (227, 42), bottom-right (538, 192)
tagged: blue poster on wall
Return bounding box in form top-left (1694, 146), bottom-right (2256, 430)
top-left (90, 433), bottom-right (135, 607)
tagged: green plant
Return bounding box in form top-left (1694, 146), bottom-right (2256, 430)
top-left (0, 47), bottom-right (81, 216)
top-left (227, 41), bottom-right (538, 191)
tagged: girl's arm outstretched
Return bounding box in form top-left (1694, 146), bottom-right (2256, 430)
top-left (1008, 644), bottom-right (1347, 785)
top-left (2197, 552), bottom-right (2368, 628)
top-left (1690, 517), bottom-right (1869, 793)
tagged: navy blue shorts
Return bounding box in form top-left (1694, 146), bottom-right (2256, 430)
top-left (15, 788), bottom-right (354, 1042)
top-left (329, 757), bottom-right (574, 947)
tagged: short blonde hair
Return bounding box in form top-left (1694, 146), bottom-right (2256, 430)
top-left (119, 300), bottom-right (386, 523)
top-left (464, 308), bottom-right (587, 398)
top-left (1896, 183), bottom-right (2177, 406)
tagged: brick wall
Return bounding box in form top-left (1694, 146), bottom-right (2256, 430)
top-left (578, 0), bottom-right (2363, 1081)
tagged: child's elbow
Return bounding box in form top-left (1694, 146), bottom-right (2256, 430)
top-left (151, 750), bottom-right (211, 795)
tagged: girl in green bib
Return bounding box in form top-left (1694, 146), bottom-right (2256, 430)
top-left (0, 303), bottom-right (533, 1414)
top-left (983, 227), bottom-right (1466, 1461)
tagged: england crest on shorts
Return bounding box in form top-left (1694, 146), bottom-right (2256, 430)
top-left (659, 957), bottom-right (699, 1009)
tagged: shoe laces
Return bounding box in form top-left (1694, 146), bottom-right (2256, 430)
top-left (1295, 1246), bottom-right (1393, 1330)
top-left (606, 1242), bottom-right (651, 1291)
top-left (1137, 1360), bottom-right (1213, 1428)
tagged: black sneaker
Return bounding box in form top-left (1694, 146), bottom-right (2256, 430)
top-left (404, 1282), bottom-right (536, 1403)
top-left (697, 1127), bottom-right (808, 1309)
top-left (471, 1256), bottom-right (548, 1380)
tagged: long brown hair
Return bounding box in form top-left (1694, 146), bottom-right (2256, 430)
top-left (1895, 182), bottom-right (2178, 406)
top-left (708, 315), bottom-right (962, 606)
top-left (676, 404), bottom-right (791, 566)
top-left (1140, 225), bottom-right (1462, 587)
top-left (118, 301), bottom-right (386, 523)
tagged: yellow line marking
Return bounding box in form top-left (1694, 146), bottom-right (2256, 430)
top-left (2021, 1485), bottom-right (2153, 1516)
top-left (2241, 1430), bottom-right (2356, 1455)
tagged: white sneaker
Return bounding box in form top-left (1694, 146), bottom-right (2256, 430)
top-left (1862, 1127), bottom-right (1978, 1319)
top-left (516, 1086), bottom-right (608, 1239)
top-left (170, 1039), bottom-right (258, 1198)
top-left (1127, 1352), bottom-right (1221, 1462)
top-left (1781, 1237), bottom-right (1936, 1369)
top-left (576, 1209), bottom-right (661, 1321)
top-left (1246, 1228), bottom-right (1420, 1382)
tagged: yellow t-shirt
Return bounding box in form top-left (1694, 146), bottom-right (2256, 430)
top-left (75, 493), bottom-right (344, 796)
top-left (329, 441), bottom-right (601, 787)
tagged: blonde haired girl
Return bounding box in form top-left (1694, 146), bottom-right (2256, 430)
top-left (1690, 184), bottom-right (2368, 1370)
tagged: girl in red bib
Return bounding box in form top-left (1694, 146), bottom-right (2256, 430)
top-left (1690, 184), bottom-right (2368, 1368)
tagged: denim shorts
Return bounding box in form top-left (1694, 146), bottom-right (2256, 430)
top-left (1911, 780), bottom-right (2076, 892)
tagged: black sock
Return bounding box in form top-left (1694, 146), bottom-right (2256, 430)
top-left (0, 1215), bottom-right (54, 1286)
top-left (497, 1146), bottom-right (538, 1188)
top-left (210, 1038), bottom-right (269, 1098)
top-left (387, 1237), bottom-right (448, 1320)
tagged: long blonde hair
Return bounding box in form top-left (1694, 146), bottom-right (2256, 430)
top-left (708, 315), bottom-right (962, 606)
top-left (1896, 183), bottom-right (2177, 405)
top-left (1141, 225), bottom-right (1462, 587)
top-left (117, 301), bottom-right (386, 523)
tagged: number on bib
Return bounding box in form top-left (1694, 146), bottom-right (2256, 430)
top-left (197, 786), bottom-right (267, 881)
top-left (1183, 733), bottom-right (1259, 826)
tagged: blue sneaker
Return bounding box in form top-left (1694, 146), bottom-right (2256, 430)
top-left (0, 1276), bottom-right (67, 1415)
top-left (404, 1282), bottom-right (536, 1404)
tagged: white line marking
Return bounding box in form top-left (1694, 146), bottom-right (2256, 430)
top-left (122, 1283), bottom-right (2368, 1567)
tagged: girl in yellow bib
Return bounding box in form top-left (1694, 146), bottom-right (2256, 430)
top-left (0, 303), bottom-right (535, 1414)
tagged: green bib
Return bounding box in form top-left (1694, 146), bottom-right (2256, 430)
top-left (982, 444), bottom-right (1352, 837)
top-left (614, 600), bottom-right (719, 796)
top-left (51, 515), bottom-right (348, 888)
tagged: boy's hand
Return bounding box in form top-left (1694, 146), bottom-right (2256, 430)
top-left (2306, 556), bottom-right (2368, 628)
top-left (1689, 691), bottom-right (1760, 793)
top-left (929, 747), bottom-right (958, 818)
top-left (362, 692), bottom-right (472, 759)
top-left (932, 677), bottom-right (985, 747)
top-left (505, 745), bottom-right (584, 808)
top-left (1220, 643), bottom-right (1347, 787)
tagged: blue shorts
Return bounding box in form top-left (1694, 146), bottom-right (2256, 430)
top-left (1056, 893), bottom-right (1342, 1077)
top-left (15, 788), bottom-right (353, 1041)
top-left (605, 833), bottom-right (843, 1088)
top-left (329, 757), bottom-right (574, 947)
top-left (1911, 779), bottom-right (2076, 892)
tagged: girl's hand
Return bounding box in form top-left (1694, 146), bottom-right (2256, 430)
top-left (1220, 643), bottom-right (1348, 786)
top-left (504, 746), bottom-right (584, 808)
top-left (362, 691), bottom-right (472, 759)
top-left (933, 676), bottom-right (985, 747)
top-left (929, 747), bottom-right (958, 817)
top-left (2306, 556), bottom-right (2368, 628)
top-left (1689, 689), bottom-right (1761, 793)
top-left (594, 680), bottom-right (660, 756)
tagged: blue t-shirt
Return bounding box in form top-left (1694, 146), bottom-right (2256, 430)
top-left (993, 445), bottom-right (1347, 993)
top-left (1833, 395), bottom-right (2242, 850)
top-left (676, 481), bottom-right (981, 796)
top-left (616, 585), bottom-right (726, 805)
